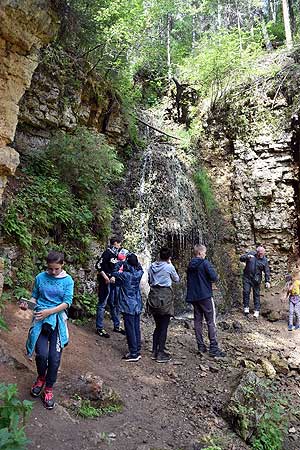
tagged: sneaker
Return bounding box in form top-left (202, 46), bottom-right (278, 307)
top-left (113, 327), bottom-right (126, 335)
top-left (197, 346), bottom-right (207, 355)
top-left (151, 352), bottom-right (158, 360)
top-left (156, 352), bottom-right (171, 363)
top-left (42, 388), bottom-right (55, 409)
top-left (244, 307), bottom-right (250, 315)
top-left (253, 311), bottom-right (260, 319)
top-left (209, 349), bottom-right (226, 358)
top-left (288, 325), bottom-right (294, 331)
top-left (294, 325), bottom-right (300, 330)
top-left (96, 328), bottom-right (110, 338)
top-left (31, 376), bottom-right (45, 397)
top-left (122, 354), bottom-right (141, 362)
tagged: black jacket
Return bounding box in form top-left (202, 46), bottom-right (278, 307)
top-left (186, 257), bottom-right (218, 302)
top-left (95, 247), bottom-right (119, 283)
top-left (240, 251), bottom-right (270, 284)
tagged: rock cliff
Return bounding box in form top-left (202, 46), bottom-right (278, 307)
top-left (0, 0), bottom-right (59, 298)
top-left (0, 0), bottom-right (59, 204)
top-left (199, 54), bottom-right (300, 281)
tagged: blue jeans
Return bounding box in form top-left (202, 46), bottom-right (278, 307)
top-left (35, 325), bottom-right (62, 388)
top-left (96, 283), bottom-right (120, 330)
top-left (123, 313), bottom-right (141, 357)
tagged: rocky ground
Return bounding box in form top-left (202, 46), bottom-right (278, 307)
top-left (1, 290), bottom-right (300, 450)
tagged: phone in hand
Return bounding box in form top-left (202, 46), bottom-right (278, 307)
top-left (18, 297), bottom-right (36, 311)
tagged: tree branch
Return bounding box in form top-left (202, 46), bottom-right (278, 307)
top-left (134, 115), bottom-right (180, 140)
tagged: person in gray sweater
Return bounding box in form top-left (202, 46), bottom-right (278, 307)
top-left (147, 247), bottom-right (179, 363)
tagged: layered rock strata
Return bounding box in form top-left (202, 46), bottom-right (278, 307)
top-left (0, 0), bottom-right (59, 204)
top-left (0, 0), bottom-right (59, 298)
top-left (200, 66), bottom-right (300, 281)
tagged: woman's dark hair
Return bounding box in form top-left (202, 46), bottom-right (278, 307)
top-left (127, 253), bottom-right (139, 268)
top-left (160, 247), bottom-right (172, 261)
top-left (110, 236), bottom-right (122, 246)
top-left (46, 251), bottom-right (64, 264)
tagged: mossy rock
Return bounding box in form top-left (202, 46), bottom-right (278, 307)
top-left (224, 371), bottom-right (269, 442)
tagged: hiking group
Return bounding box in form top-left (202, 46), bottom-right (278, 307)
top-left (20, 238), bottom-right (298, 411)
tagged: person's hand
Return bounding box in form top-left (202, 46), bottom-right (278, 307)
top-left (34, 309), bottom-right (51, 321)
top-left (104, 277), bottom-right (110, 284)
top-left (265, 282), bottom-right (271, 289)
top-left (19, 300), bottom-right (28, 311)
top-left (110, 277), bottom-right (116, 284)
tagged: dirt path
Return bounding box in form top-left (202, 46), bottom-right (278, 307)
top-left (1, 299), bottom-right (300, 450)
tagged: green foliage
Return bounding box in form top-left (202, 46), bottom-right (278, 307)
top-left (0, 384), bottom-right (32, 450)
top-left (77, 400), bottom-right (122, 418)
top-left (180, 28), bottom-right (264, 108)
top-left (2, 175), bottom-right (93, 250)
top-left (76, 292), bottom-right (98, 316)
top-left (194, 169), bottom-right (216, 212)
top-left (202, 447), bottom-right (222, 450)
top-left (252, 404), bottom-right (286, 450)
top-left (2, 127), bottom-right (122, 260)
top-left (0, 317), bottom-right (8, 331)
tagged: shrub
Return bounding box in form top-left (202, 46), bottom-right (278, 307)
top-left (2, 176), bottom-right (93, 251)
top-left (252, 404), bottom-right (286, 450)
top-left (0, 384), bottom-right (32, 450)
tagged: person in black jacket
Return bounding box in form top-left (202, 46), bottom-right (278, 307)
top-left (240, 246), bottom-right (271, 318)
top-left (95, 237), bottom-right (125, 338)
top-left (186, 244), bottom-right (225, 358)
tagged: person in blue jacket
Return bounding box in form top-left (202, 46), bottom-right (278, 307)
top-left (110, 253), bottom-right (143, 362)
top-left (186, 244), bottom-right (225, 358)
top-left (19, 251), bottom-right (74, 409)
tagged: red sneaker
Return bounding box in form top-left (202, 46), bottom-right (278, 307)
top-left (31, 376), bottom-right (45, 397)
top-left (42, 387), bottom-right (55, 409)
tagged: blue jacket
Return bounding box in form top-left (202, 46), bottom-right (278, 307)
top-left (186, 257), bottom-right (218, 302)
top-left (26, 271), bottom-right (74, 356)
top-left (112, 263), bottom-right (144, 315)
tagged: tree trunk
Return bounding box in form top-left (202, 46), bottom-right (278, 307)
top-left (217, 1), bottom-right (222, 29)
top-left (167, 13), bottom-right (172, 83)
top-left (260, 11), bottom-right (273, 51)
top-left (236, 8), bottom-right (243, 52)
top-left (282, 0), bottom-right (293, 50)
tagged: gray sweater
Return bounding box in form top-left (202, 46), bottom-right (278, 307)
top-left (148, 261), bottom-right (179, 287)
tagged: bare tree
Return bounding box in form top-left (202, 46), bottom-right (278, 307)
top-left (282, 0), bottom-right (293, 49)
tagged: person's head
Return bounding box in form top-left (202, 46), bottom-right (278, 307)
top-left (109, 237), bottom-right (122, 249)
top-left (194, 244), bottom-right (207, 258)
top-left (126, 253), bottom-right (139, 268)
top-left (118, 248), bottom-right (129, 261)
top-left (159, 247), bottom-right (172, 262)
top-left (292, 270), bottom-right (300, 281)
top-left (46, 251), bottom-right (64, 276)
top-left (256, 246), bottom-right (266, 259)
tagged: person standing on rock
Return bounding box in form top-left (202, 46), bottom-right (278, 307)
top-left (19, 251), bottom-right (74, 410)
top-left (186, 244), bottom-right (225, 358)
top-left (95, 237), bottom-right (126, 338)
top-left (147, 247), bottom-right (180, 363)
top-left (110, 254), bottom-right (144, 362)
top-left (240, 246), bottom-right (271, 318)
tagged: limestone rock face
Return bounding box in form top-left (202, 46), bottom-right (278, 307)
top-left (15, 54), bottom-right (129, 156)
top-left (0, 0), bottom-right (58, 298)
top-left (200, 63), bottom-right (300, 282)
top-left (0, 0), bottom-right (59, 206)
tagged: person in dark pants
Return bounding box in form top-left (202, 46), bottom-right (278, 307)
top-left (186, 244), bottom-right (225, 358)
top-left (240, 246), bottom-right (271, 318)
top-left (147, 247), bottom-right (179, 363)
top-left (95, 237), bottom-right (125, 337)
top-left (20, 251), bottom-right (74, 410)
top-left (110, 254), bottom-right (144, 362)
